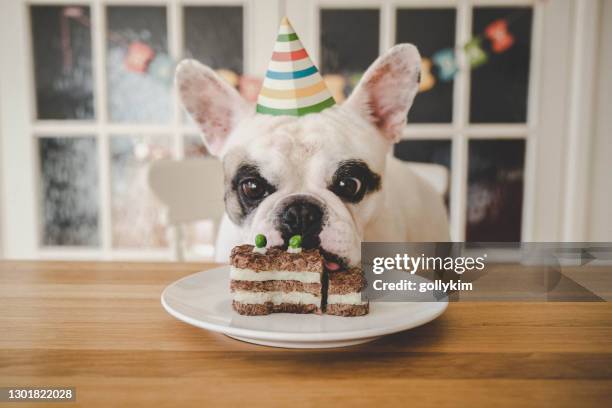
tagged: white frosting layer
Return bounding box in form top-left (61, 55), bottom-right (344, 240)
top-left (232, 290), bottom-right (320, 306)
top-left (327, 293), bottom-right (367, 305)
top-left (230, 266), bottom-right (321, 283)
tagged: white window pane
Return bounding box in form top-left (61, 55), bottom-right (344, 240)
top-left (31, 6), bottom-right (94, 120)
top-left (39, 137), bottom-right (99, 246)
top-left (184, 6), bottom-right (243, 73)
top-left (110, 135), bottom-right (171, 248)
top-left (106, 6), bottom-right (171, 123)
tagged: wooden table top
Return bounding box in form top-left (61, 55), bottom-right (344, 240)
top-left (1, 261), bottom-right (611, 407)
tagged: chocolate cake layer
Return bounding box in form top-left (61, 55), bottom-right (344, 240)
top-left (326, 303), bottom-right (369, 317)
top-left (328, 267), bottom-right (367, 295)
top-left (230, 245), bottom-right (324, 273)
top-left (230, 280), bottom-right (322, 296)
top-left (233, 301), bottom-right (322, 316)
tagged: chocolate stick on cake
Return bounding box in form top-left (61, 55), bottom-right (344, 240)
top-left (229, 234), bottom-right (368, 316)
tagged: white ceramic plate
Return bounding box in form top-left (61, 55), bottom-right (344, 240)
top-left (161, 266), bottom-right (448, 348)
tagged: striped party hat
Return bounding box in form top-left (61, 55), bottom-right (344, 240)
top-left (256, 17), bottom-right (336, 116)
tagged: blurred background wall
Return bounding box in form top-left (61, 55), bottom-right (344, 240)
top-left (0, 0), bottom-right (610, 261)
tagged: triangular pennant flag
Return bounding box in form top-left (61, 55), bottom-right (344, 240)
top-left (239, 75), bottom-right (263, 102)
top-left (419, 58), bottom-right (436, 92)
top-left (124, 41), bottom-right (155, 73)
top-left (485, 19), bottom-right (515, 53)
top-left (322, 74), bottom-right (346, 103)
top-left (256, 17), bottom-right (336, 116)
top-left (432, 49), bottom-right (458, 82)
top-left (215, 69), bottom-right (239, 87)
top-left (464, 38), bottom-right (488, 68)
top-left (149, 53), bottom-right (175, 85)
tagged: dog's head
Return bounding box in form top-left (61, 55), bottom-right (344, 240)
top-left (177, 44), bottom-right (421, 267)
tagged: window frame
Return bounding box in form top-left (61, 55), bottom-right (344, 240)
top-left (4, 0), bottom-right (258, 260)
top-left (312, 0), bottom-right (541, 241)
top-left (0, 0), bottom-right (590, 259)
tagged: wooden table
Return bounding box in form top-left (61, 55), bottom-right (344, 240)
top-left (1, 261), bottom-right (611, 407)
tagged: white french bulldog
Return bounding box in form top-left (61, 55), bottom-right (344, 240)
top-left (176, 44), bottom-right (449, 268)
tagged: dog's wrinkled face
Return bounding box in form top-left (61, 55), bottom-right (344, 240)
top-left (177, 44), bottom-right (421, 266)
top-left (219, 109), bottom-right (387, 266)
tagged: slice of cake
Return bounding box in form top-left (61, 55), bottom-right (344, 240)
top-left (326, 267), bottom-right (369, 316)
top-left (229, 235), bottom-right (324, 315)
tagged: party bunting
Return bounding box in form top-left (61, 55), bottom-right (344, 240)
top-left (432, 49), bottom-right (459, 82)
top-left (419, 58), bottom-right (436, 92)
top-left (485, 19), bottom-right (515, 53)
top-left (239, 75), bottom-right (263, 103)
top-left (256, 17), bottom-right (336, 116)
top-left (148, 54), bottom-right (175, 85)
top-left (323, 74), bottom-right (347, 103)
top-left (59, 5), bottom-right (525, 96)
top-left (216, 69), bottom-right (240, 87)
top-left (464, 38), bottom-right (488, 68)
top-left (348, 72), bottom-right (362, 88)
top-left (124, 41), bottom-right (155, 73)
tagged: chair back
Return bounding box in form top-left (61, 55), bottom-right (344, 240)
top-left (148, 158), bottom-right (225, 260)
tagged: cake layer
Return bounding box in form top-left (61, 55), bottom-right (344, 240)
top-left (233, 301), bottom-right (321, 315)
top-left (327, 292), bottom-right (366, 305)
top-left (326, 303), bottom-right (369, 317)
top-left (232, 290), bottom-right (321, 306)
top-left (328, 268), bottom-right (367, 295)
top-left (230, 245), bottom-right (324, 273)
top-left (230, 280), bottom-right (322, 296)
top-left (230, 266), bottom-right (321, 283)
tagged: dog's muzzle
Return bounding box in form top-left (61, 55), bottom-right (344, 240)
top-left (276, 197), bottom-right (324, 249)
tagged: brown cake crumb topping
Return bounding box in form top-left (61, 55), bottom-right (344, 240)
top-left (230, 244), bottom-right (324, 273)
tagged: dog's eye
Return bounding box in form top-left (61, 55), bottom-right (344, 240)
top-left (334, 177), bottom-right (363, 200)
top-left (329, 160), bottom-right (381, 203)
top-left (240, 177), bottom-right (268, 201)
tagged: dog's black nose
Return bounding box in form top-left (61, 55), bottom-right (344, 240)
top-left (278, 200), bottom-right (324, 249)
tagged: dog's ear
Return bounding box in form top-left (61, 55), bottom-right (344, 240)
top-left (344, 44), bottom-right (421, 143)
top-left (176, 60), bottom-right (250, 156)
